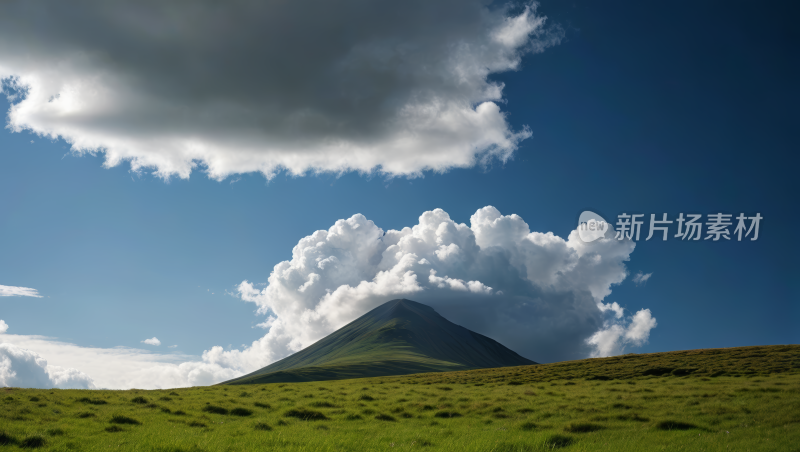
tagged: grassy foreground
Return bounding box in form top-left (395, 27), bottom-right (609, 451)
top-left (1, 345), bottom-right (798, 451)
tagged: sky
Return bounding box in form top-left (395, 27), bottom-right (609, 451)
top-left (0, 0), bottom-right (797, 389)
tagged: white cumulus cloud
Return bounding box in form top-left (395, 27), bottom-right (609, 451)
top-left (232, 206), bottom-right (656, 366)
top-left (0, 320), bottom-right (7, 334)
top-left (0, 285), bottom-right (42, 298)
top-left (141, 337), bottom-right (161, 346)
top-left (0, 0), bottom-right (562, 180)
top-left (632, 271), bottom-right (653, 285)
top-left (0, 341), bottom-right (95, 389)
top-left (586, 308), bottom-right (658, 357)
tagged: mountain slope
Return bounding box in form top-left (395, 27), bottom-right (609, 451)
top-left (224, 299), bottom-right (536, 384)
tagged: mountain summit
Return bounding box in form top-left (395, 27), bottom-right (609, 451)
top-left (224, 299), bottom-right (536, 385)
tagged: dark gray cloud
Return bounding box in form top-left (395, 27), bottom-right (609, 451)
top-left (0, 0), bottom-right (562, 179)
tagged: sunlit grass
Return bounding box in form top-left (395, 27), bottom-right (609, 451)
top-left (0, 345), bottom-right (797, 451)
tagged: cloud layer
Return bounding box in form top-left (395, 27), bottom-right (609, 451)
top-left (0, 285), bottom-right (42, 298)
top-left (0, 327), bottom-right (238, 389)
top-left (0, 206), bottom-right (656, 389)
top-left (0, 0), bottom-right (561, 180)
top-left (0, 341), bottom-right (95, 389)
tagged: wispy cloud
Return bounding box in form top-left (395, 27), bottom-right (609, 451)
top-left (632, 272), bottom-right (653, 286)
top-left (0, 285), bottom-right (43, 298)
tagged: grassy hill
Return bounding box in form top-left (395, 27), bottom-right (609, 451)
top-left (388, 343), bottom-right (800, 385)
top-left (223, 299), bottom-right (535, 385)
top-left (1, 344), bottom-right (798, 451)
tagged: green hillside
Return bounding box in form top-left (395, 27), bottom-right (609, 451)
top-left (388, 343), bottom-right (800, 385)
top-left (224, 299), bottom-right (535, 384)
top-left (1, 345), bottom-right (798, 451)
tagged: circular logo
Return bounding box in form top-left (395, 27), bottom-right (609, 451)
top-left (578, 211), bottom-right (609, 242)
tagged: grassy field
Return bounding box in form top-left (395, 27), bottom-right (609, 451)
top-left (1, 345), bottom-right (798, 451)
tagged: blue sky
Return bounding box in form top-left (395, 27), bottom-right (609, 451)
top-left (0, 0), bottom-right (796, 389)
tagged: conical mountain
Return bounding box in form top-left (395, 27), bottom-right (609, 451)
top-left (224, 299), bottom-right (536, 385)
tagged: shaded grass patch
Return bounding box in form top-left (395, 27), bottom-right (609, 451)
top-left (20, 435), bottom-right (46, 449)
top-left (202, 405), bottom-right (228, 415)
top-left (109, 415), bottom-right (140, 425)
top-left (284, 408), bottom-right (328, 421)
top-left (543, 434), bottom-right (574, 449)
top-left (656, 420), bottom-right (701, 431)
top-left (230, 407), bottom-right (253, 416)
top-left (564, 422), bottom-right (604, 433)
top-left (0, 432), bottom-right (17, 446)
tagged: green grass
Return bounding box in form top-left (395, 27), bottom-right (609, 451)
top-left (0, 344), bottom-right (798, 451)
